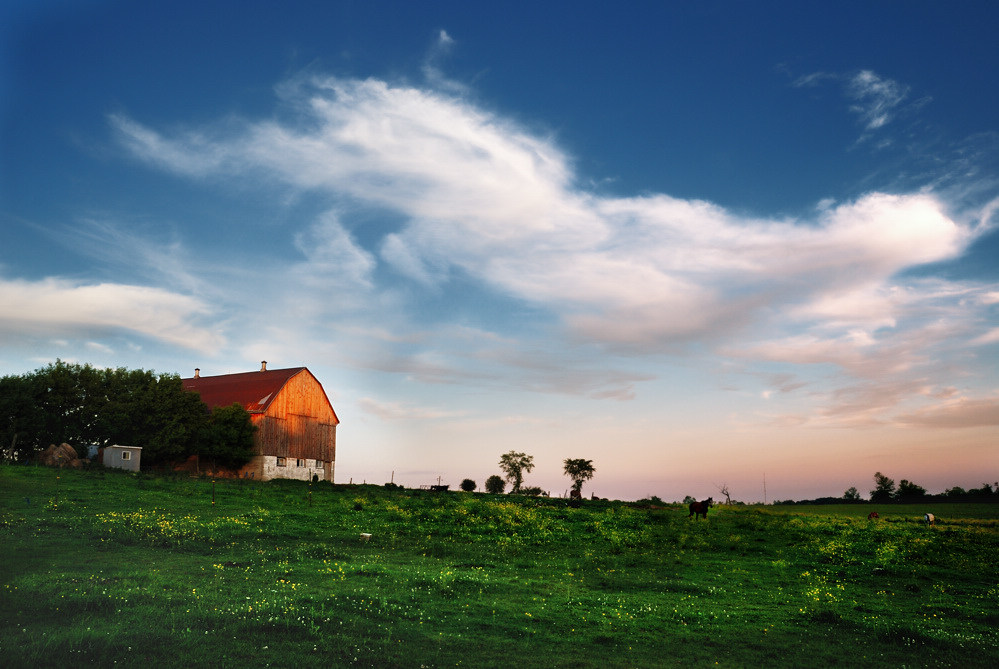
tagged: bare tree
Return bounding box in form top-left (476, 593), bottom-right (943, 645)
top-left (716, 483), bottom-right (732, 505)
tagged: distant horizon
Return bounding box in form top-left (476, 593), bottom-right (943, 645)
top-left (2, 2), bottom-right (996, 505)
top-left (8, 356), bottom-right (993, 503)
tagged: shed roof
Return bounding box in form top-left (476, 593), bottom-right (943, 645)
top-left (181, 367), bottom-right (337, 421)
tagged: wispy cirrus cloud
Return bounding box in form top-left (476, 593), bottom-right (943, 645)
top-left (794, 68), bottom-right (915, 137)
top-left (104, 73), bottom-right (998, 425)
top-left (358, 396), bottom-right (467, 421)
top-left (846, 70), bottom-right (911, 131)
top-left (109, 77), bottom-right (978, 345)
top-left (108, 113), bottom-right (231, 177)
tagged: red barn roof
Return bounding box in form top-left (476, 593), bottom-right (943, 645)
top-left (182, 367), bottom-right (334, 417)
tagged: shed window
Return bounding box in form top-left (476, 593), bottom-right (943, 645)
top-left (121, 451), bottom-right (131, 461)
top-left (276, 457), bottom-right (286, 467)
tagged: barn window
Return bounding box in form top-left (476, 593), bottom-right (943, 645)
top-left (276, 457), bottom-right (286, 467)
top-left (296, 458), bottom-right (306, 467)
top-left (121, 451), bottom-right (131, 461)
top-left (315, 460), bottom-right (323, 469)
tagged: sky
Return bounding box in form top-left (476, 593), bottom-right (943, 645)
top-left (1, 1), bottom-right (997, 502)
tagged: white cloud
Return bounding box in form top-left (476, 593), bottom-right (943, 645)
top-left (105, 73), bottom-right (998, 422)
top-left (0, 277), bottom-right (223, 352)
top-left (292, 212), bottom-right (376, 290)
top-left (847, 70), bottom-right (910, 130)
top-left (895, 397), bottom-right (999, 428)
top-left (380, 233), bottom-right (445, 286)
top-left (357, 396), bottom-right (466, 421)
top-left (422, 29), bottom-right (464, 94)
top-left (109, 113), bottom-right (230, 177)
top-left (85, 341), bottom-right (114, 354)
top-left (63, 217), bottom-right (204, 294)
top-left (972, 328), bottom-right (999, 346)
top-left (793, 69), bottom-right (916, 141)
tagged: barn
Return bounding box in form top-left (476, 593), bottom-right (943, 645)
top-left (182, 362), bottom-right (339, 482)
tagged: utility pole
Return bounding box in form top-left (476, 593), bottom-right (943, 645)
top-left (763, 473), bottom-right (767, 505)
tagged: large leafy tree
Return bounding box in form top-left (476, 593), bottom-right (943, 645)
top-left (98, 368), bottom-right (210, 464)
top-left (563, 458), bottom-right (595, 495)
top-left (870, 472), bottom-right (896, 502)
top-left (0, 361), bottom-right (211, 465)
top-left (201, 403), bottom-right (257, 469)
top-left (895, 479), bottom-right (927, 502)
top-left (34, 360), bottom-right (108, 448)
top-left (0, 373), bottom-right (43, 460)
top-left (498, 451), bottom-right (534, 493)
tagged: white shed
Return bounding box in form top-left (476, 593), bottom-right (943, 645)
top-left (103, 445), bottom-right (142, 472)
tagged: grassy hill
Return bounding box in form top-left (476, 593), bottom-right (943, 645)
top-left (1, 465), bottom-right (997, 667)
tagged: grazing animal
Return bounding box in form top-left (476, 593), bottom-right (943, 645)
top-left (688, 497), bottom-right (713, 520)
top-left (924, 513), bottom-right (935, 526)
top-left (867, 511), bottom-right (879, 520)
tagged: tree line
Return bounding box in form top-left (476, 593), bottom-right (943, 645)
top-left (1, 360), bottom-right (255, 468)
top-left (776, 471), bottom-right (998, 505)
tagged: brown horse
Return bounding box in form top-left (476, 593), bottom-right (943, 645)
top-left (688, 497), bottom-right (713, 519)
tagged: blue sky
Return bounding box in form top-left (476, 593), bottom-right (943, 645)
top-left (2, 1), bottom-right (997, 501)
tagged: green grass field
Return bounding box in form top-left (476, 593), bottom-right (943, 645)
top-left (1, 466), bottom-right (996, 667)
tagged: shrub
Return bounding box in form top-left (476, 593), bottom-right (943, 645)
top-left (484, 475), bottom-right (505, 494)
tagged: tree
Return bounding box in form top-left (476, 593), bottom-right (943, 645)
top-left (460, 478), bottom-right (476, 492)
top-left (0, 361), bottom-right (211, 465)
top-left (716, 483), bottom-right (732, 505)
top-left (894, 479), bottom-right (927, 502)
top-left (870, 472), bottom-right (896, 502)
top-left (484, 475), bottom-right (505, 494)
top-left (843, 486), bottom-right (862, 501)
top-left (201, 403), bottom-right (256, 469)
top-left (498, 451), bottom-right (534, 493)
top-left (563, 458), bottom-right (595, 495)
top-left (98, 369), bottom-right (209, 465)
top-left (30, 360), bottom-right (109, 449)
top-left (0, 373), bottom-right (43, 461)
top-left (970, 482), bottom-right (998, 498)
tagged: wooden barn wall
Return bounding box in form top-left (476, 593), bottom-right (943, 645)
top-left (251, 371), bottom-right (337, 461)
